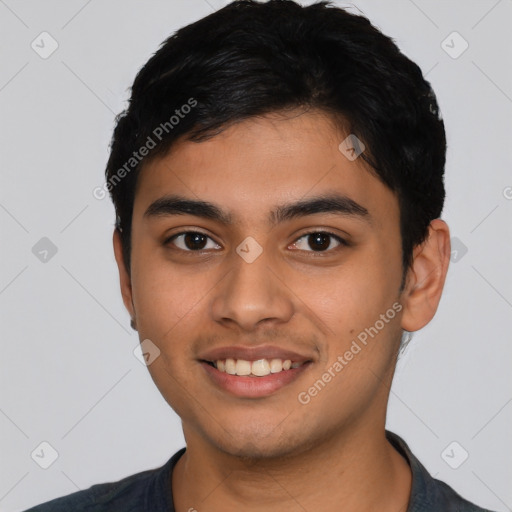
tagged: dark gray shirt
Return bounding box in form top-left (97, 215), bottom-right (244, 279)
top-left (24, 430), bottom-right (496, 511)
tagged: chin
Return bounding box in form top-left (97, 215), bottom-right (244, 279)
top-left (221, 439), bottom-right (297, 460)
top-left (204, 421), bottom-right (317, 461)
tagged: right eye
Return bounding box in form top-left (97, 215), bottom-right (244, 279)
top-left (165, 231), bottom-right (221, 252)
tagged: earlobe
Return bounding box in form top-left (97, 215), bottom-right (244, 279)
top-left (112, 229), bottom-right (136, 322)
top-left (400, 219), bottom-right (451, 332)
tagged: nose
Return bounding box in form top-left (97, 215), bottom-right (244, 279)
top-left (210, 249), bottom-right (294, 332)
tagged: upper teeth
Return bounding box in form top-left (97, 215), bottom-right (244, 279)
top-left (215, 358), bottom-right (303, 377)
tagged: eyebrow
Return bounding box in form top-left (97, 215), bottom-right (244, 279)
top-left (143, 193), bottom-right (370, 226)
top-left (271, 194), bottom-right (370, 225)
top-left (144, 195), bottom-right (233, 224)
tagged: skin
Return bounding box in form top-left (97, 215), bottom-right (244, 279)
top-left (113, 109), bottom-right (451, 512)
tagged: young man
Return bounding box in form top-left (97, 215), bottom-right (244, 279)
top-left (26, 1), bottom-right (496, 511)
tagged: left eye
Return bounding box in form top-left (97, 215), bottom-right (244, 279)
top-left (291, 232), bottom-right (346, 252)
top-left (167, 232), bottom-right (221, 251)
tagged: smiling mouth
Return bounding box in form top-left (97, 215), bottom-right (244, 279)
top-left (202, 358), bottom-right (309, 377)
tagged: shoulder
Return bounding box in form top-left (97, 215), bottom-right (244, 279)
top-left (23, 467), bottom-right (159, 512)
top-left (385, 431), bottom-right (497, 512)
top-left (23, 449), bottom-right (185, 512)
top-left (426, 475), bottom-right (496, 512)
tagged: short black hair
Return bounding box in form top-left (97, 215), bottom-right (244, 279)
top-left (105, 0), bottom-right (446, 283)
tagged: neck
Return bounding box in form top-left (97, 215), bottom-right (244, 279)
top-left (171, 420), bottom-right (412, 512)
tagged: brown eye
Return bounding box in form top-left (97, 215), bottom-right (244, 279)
top-left (167, 232), bottom-right (220, 251)
top-left (183, 232), bottom-right (208, 250)
top-left (307, 233), bottom-right (331, 251)
top-left (291, 231), bottom-right (347, 252)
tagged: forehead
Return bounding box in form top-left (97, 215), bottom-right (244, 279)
top-left (133, 110), bottom-right (397, 225)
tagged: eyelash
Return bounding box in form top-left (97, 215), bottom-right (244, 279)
top-left (164, 230), bottom-right (349, 254)
top-left (291, 230), bottom-right (349, 253)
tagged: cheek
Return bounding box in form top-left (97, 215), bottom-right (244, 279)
top-left (144, 355), bottom-right (200, 424)
top-left (287, 248), bottom-right (404, 373)
top-left (131, 273), bottom-right (185, 334)
top-left (129, 243), bottom-right (207, 340)
top-left (294, 256), bottom-right (401, 333)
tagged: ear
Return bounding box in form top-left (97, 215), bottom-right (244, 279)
top-left (400, 219), bottom-right (451, 332)
top-left (113, 229), bottom-right (135, 321)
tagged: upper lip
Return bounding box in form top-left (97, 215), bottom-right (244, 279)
top-left (198, 345), bottom-right (314, 363)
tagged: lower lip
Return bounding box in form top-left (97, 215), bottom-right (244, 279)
top-left (200, 361), bottom-right (311, 398)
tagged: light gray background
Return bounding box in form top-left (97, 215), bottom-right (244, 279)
top-left (1, 1), bottom-right (511, 511)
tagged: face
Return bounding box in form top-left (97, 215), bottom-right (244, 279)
top-left (114, 109), bottom-right (447, 459)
